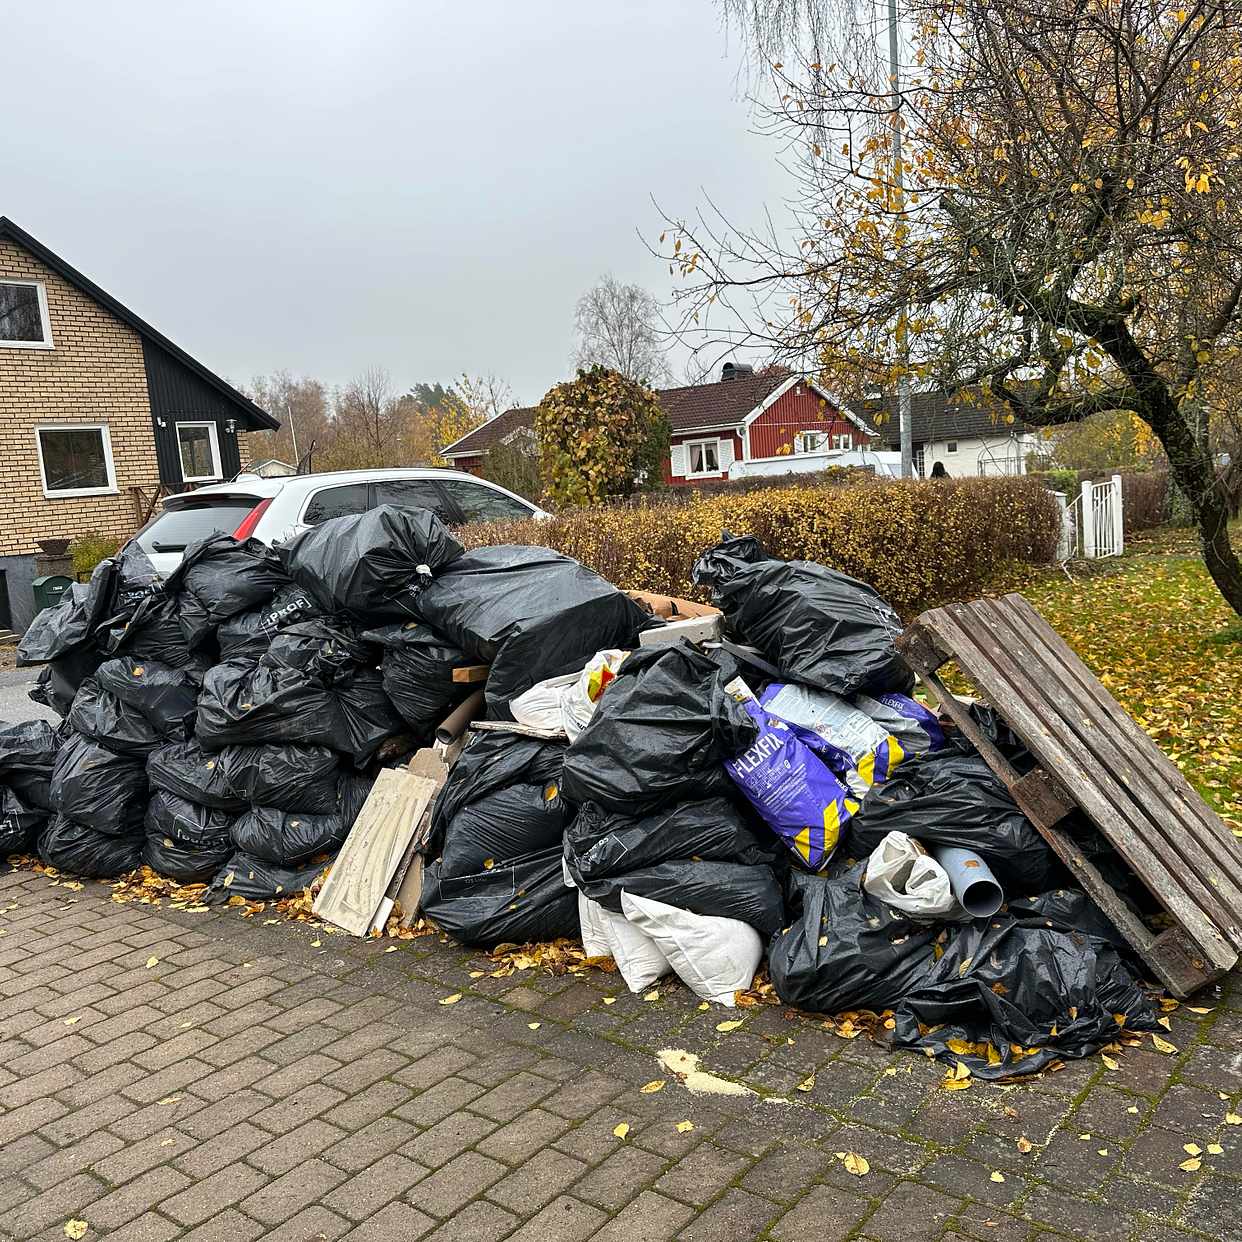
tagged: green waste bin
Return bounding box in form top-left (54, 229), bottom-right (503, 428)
top-left (32, 574), bottom-right (73, 613)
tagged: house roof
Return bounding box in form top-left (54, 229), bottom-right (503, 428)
top-left (0, 217), bottom-right (278, 431)
top-left (867, 390), bottom-right (1028, 449)
top-left (441, 371), bottom-right (873, 457)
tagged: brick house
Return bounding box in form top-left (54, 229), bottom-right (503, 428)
top-left (0, 217), bottom-right (277, 632)
top-left (441, 364), bottom-right (877, 484)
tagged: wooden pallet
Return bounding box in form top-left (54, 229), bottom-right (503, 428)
top-left (897, 592), bottom-right (1242, 997)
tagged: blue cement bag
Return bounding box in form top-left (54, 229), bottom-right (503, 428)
top-left (725, 699), bottom-right (859, 871)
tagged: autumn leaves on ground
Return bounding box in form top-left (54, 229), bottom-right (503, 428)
top-left (990, 522), bottom-right (1242, 834)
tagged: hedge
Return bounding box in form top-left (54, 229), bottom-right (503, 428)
top-left (461, 475), bottom-right (1062, 617)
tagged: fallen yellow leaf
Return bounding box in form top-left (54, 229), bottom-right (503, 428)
top-left (603, 997), bottom-right (616, 1005)
top-left (697, 1001), bottom-right (709, 1011)
top-left (796, 1075), bottom-right (815, 1093)
top-left (64, 1016), bottom-right (80, 1026)
top-left (439, 993), bottom-right (462, 1006)
top-left (144, 956), bottom-right (159, 969)
top-left (640, 1080), bottom-right (666, 1094)
top-left (64, 1222), bottom-right (87, 1241)
top-left (1016, 1137), bottom-right (1032, 1153)
top-left (990, 1171), bottom-right (1005, 1183)
top-left (1179, 1156), bottom-right (1202, 1172)
top-left (613, 1122), bottom-right (630, 1140)
top-left (676, 1120), bottom-right (694, 1133)
top-left (528, 1022), bottom-right (541, 1030)
top-left (1187, 1006), bottom-right (1212, 1015)
top-left (384, 945), bottom-right (398, 954)
top-left (841, 1151), bottom-right (869, 1176)
top-left (716, 1020), bottom-right (744, 1032)
top-left (157, 1095), bottom-right (182, 1105)
top-left (1151, 1034), bottom-right (1178, 1054)
top-left (643, 990), bottom-right (660, 1002)
top-left (1207, 1143), bottom-right (1224, 1155)
top-left (1183, 1143), bottom-right (1202, 1156)
top-left (954, 1060), bottom-right (971, 1080)
top-left (311, 939), bottom-right (322, 948)
top-left (1226, 1113), bottom-right (1241, 1125)
top-left (1101, 1054), bottom-right (1119, 1071)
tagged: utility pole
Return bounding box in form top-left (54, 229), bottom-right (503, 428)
top-left (888, 0), bottom-right (914, 478)
top-left (286, 393), bottom-right (301, 469)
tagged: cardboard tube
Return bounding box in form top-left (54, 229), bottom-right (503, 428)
top-left (435, 689), bottom-right (485, 744)
top-left (931, 845), bottom-right (1004, 918)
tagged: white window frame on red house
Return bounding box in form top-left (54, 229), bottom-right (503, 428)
top-left (0, 279), bottom-right (54, 350)
top-left (34, 423), bottom-right (117, 498)
top-left (794, 430), bottom-right (827, 454)
top-left (685, 437), bottom-right (722, 477)
top-left (831, 432), bottom-right (852, 451)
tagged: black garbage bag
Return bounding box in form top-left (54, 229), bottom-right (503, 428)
top-left (0, 720), bottom-right (60, 810)
top-left (428, 732), bottom-right (566, 857)
top-left (103, 593), bottom-right (200, 670)
top-left (95, 657), bottom-right (199, 740)
top-left (147, 740), bottom-right (246, 812)
top-left (204, 851), bottom-right (327, 902)
top-left (691, 534), bottom-right (912, 697)
top-left (892, 912), bottom-right (1159, 1080)
top-left (29, 648), bottom-right (106, 717)
top-left (39, 815), bottom-right (142, 878)
top-left (561, 643), bottom-right (758, 814)
top-left (163, 533), bottom-right (292, 648)
top-left (333, 669), bottom-right (407, 767)
top-left (440, 784), bottom-right (565, 878)
top-left (260, 619), bottom-right (375, 687)
top-left (845, 750), bottom-right (1062, 893)
top-left (420, 846), bottom-right (578, 947)
top-left (1006, 887), bottom-right (1130, 951)
top-left (363, 622), bottom-right (471, 735)
top-left (145, 789), bottom-right (234, 850)
top-left (564, 798), bottom-right (785, 935)
top-left (0, 786), bottom-right (48, 854)
top-left (52, 733), bottom-right (148, 835)
top-left (67, 678), bottom-right (164, 758)
top-left (280, 504), bottom-right (464, 620)
top-left (231, 806), bottom-right (346, 866)
top-left (217, 585), bottom-right (321, 661)
top-left (412, 545), bottom-right (650, 715)
top-left (195, 661), bottom-right (336, 751)
top-left (337, 770), bottom-right (375, 832)
top-left (768, 863), bottom-right (938, 1013)
top-left (215, 743), bottom-right (340, 814)
top-left (142, 833), bottom-right (233, 884)
top-left (16, 557), bottom-right (118, 665)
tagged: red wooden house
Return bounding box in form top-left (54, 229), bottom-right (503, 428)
top-left (440, 364), bottom-right (876, 486)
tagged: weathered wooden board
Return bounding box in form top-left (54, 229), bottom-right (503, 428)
top-left (451, 664), bottom-right (490, 684)
top-left (897, 592), bottom-right (1242, 997)
top-left (312, 768), bottom-right (437, 936)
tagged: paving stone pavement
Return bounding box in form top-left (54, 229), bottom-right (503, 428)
top-left (0, 865), bottom-right (1239, 1242)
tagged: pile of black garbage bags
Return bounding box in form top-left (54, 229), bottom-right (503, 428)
top-left (8, 510), bottom-right (1160, 1077)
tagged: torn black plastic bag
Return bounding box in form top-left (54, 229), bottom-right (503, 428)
top-left (231, 806), bottom-right (346, 867)
top-left (39, 815), bottom-right (143, 879)
top-left (0, 720), bottom-right (60, 810)
top-left (204, 852), bottom-right (327, 903)
top-left (560, 643), bottom-right (757, 815)
top-left (691, 534), bottom-right (912, 698)
top-left (564, 799), bottom-right (785, 936)
top-left (0, 786), bottom-right (48, 854)
top-left (217, 585), bottom-right (321, 661)
top-left (164, 533), bottom-right (292, 648)
top-left (195, 661), bottom-right (336, 752)
top-left (892, 914), bottom-right (1159, 1080)
top-left (363, 622), bottom-right (471, 735)
top-left (845, 750), bottom-right (1062, 893)
top-left (427, 732), bottom-right (566, 859)
top-left (439, 784), bottom-right (565, 878)
top-left (768, 863), bottom-right (938, 1013)
top-left (16, 557), bottom-right (119, 665)
top-left (411, 545), bottom-right (650, 715)
top-left (95, 657), bottom-right (199, 740)
top-left (215, 743), bottom-right (340, 814)
top-left (145, 789), bottom-right (234, 851)
top-left (142, 833), bottom-right (232, 885)
top-left (279, 504), bottom-right (464, 620)
top-left (52, 733), bottom-right (148, 835)
top-left (419, 846), bottom-right (578, 948)
top-left (146, 741), bottom-right (246, 812)
top-left (68, 679), bottom-right (165, 759)
top-left (29, 649), bottom-right (105, 718)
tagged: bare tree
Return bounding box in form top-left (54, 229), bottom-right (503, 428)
top-left (334, 365), bottom-right (400, 465)
top-left (454, 373), bottom-right (515, 423)
top-left (663, 0), bottom-right (1242, 614)
top-left (573, 275), bottom-right (673, 386)
top-left (244, 371), bottom-right (331, 468)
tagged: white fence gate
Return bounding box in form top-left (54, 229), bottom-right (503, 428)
top-left (1053, 474), bottom-right (1125, 561)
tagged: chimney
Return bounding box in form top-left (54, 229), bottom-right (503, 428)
top-left (720, 362), bottom-right (754, 382)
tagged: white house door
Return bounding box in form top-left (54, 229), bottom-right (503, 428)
top-left (913, 444), bottom-right (926, 478)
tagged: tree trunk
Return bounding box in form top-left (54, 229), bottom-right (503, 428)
top-left (1153, 399), bottom-right (1242, 616)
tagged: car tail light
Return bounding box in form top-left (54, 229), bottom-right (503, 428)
top-left (232, 497), bottom-right (272, 541)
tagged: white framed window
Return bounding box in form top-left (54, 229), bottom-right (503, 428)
top-left (831, 432), bottom-right (852, 451)
top-left (947, 440), bottom-right (958, 453)
top-left (35, 424), bottom-right (116, 497)
top-left (0, 279), bottom-right (53, 349)
top-left (686, 438), bottom-right (721, 477)
top-left (795, 430), bottom-right (827, 454)
top-left (176, 421), bottom-right (222, 483)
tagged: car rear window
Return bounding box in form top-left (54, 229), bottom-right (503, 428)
top-left (135, 497), bottom-right (262, 554)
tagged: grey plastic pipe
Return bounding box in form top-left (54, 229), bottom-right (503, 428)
top-left (930, 845), bottom-right (1004, 918)
top-left (435, 689), bottom-right (485, 744)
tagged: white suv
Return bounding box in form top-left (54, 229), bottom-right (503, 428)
top-left (133, 467), bottom-right (548, 575)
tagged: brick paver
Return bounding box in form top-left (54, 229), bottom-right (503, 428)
top-left (0, 866), bottom-right (1239, 1242)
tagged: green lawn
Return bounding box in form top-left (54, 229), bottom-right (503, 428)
top-left (982, 523), bottom-right (1242, 833)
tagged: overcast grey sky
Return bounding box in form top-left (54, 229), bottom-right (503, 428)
top-left (4, 0), bottom-right (794, 405)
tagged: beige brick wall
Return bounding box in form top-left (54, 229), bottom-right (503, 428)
top-left (0, 238), bottom-right (160, 558)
